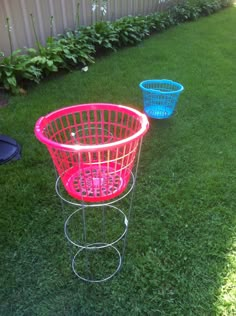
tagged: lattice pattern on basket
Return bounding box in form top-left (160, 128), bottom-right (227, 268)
top-left (35, 103), bottom-right (149, 202)
top-left (139, 79), bottom-right (184, 119)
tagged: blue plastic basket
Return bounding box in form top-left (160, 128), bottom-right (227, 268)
top-left (139, 79), bottom-right (184, 119)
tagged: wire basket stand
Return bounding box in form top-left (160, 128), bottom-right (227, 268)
top-left (35, 103), bottom-right (149, 282)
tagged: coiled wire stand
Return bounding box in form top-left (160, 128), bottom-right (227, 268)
top-left (56, 153), bottom-right (140, 283)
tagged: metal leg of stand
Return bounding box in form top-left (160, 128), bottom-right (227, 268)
top-left (55, 141), bottom-right (142, 283)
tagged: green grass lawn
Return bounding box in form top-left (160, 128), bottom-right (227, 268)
top-left (1, 6), bottom-right (236, 315)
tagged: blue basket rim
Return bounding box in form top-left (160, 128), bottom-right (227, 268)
top-left (139, 79), bottom-right (184, 94)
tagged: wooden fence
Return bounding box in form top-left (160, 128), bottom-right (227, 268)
top-left (0, 0), bottom-right (178, 56)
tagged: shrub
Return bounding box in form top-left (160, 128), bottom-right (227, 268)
top-left (80, 21), bottom-right (119, 52)
top-left (57, 30), bottom-right (95, 66)
top-left (199, 0), bottom-right (222, 15)
top-left (27, 39), bottom-right (65, 76)
top-left (0, 50), bottom-right (41, 94)
top-left (171, 2), bottom-right (202, 23)
top-left (114, 16), bottom-right (150, 47)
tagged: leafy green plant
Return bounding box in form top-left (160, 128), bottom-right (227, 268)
top-left (0, 16), bottom-right (41, 94)
top-left (154, 11), bottom-right (175, 30)
top-left (57, 30), bottom-right (95, 65)
top-left (0, 50), bottom-right (41, 94)
top-left (198, 0), bottom-right (222, 15)
top-left (171, 0), bottom-right (231, 21)
top-left (146, 12), bottom-right (170, 33)
top-left (131, 16), bottom-right (150, 38)
top-left (80, 21), bottom-right (118, 52)
top-left (114, 16), bottom-right (150, 47)
top-left (27, 40), bottom-right (65, 77)
top-left (27, 14), bottom-right (65, 77)
top-left (171, 2), bottom-right (201, 23)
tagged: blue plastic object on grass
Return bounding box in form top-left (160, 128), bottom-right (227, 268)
top-left (139, 79), bottom-right (184, 119)
top-left (0, 135), bottom-right (21, 164)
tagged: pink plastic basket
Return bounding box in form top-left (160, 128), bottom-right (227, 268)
top-left (35, 103), bottom-right (149, 202)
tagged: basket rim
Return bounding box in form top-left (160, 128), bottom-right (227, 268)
top-left (139, 79), bottom-right (184, 94)
top-left (34, 103), bottom-right (149, 152)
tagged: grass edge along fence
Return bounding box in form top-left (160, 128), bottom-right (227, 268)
top-left (0, 0), bottom-right (233, 95)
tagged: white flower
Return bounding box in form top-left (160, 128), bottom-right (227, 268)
top-left (81, 66), bottom-right (88, 72)
top-left (100, 6), bottom-right (107, 15)
top-left (92, 4), bottom-right (97, 11)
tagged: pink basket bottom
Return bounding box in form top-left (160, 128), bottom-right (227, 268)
top-left (62, 164), bottom-right (130, 202)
